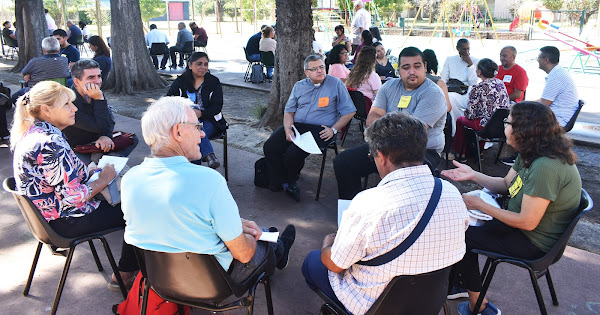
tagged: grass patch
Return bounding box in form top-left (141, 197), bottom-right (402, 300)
top-left (251, 103), bottom-right (267, 119)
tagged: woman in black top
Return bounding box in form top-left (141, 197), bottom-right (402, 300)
top-left (373, 42), bottom-right (397, 81)
top-left (167, 52), bottom-right (226, 169)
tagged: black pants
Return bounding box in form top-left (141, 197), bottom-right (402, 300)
top-left (48, 201), bottom-right (138, 272)
top-left (333, 142), bottom-right (441, 199)
top-left (169, 46), bottom-right (184, 67)
top-left (263, 123), bottom-right (329, 187)
top-left (451, 219), bottom-right (546, 292)
top-left (228, 227), bottom-right (285, 283)
top-left (149, 47), bottom-right (170, 68)
top-left (0, 105), bottom-right (9, 137)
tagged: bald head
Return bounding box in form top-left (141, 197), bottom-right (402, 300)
top-left (500, 46), bottom-right (517, 69)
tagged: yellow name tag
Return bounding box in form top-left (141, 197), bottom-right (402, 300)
top-left (397, 96), bottom-right (411, 109)
top-left (508, 175), bottom-right (523, 198)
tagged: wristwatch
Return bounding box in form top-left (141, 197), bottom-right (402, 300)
top-left (332, 127), bottom-right (338, 135)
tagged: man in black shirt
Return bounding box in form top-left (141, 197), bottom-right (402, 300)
top-left (2, 21), bottom-right (17, 47)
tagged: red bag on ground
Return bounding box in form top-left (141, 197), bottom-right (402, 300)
top-left (115, 271), bottom-right (190, 315)
top-left (74, 131), bottom-right (134, 154)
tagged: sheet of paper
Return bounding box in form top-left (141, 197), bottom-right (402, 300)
top-left (89, 156), bottom-right (129, 184)
top-left (466, 190), bottom-right (497, 226)
top-left (259, 231), bottom-right (279, 243)
top-left (337, 199), bottom-right (352, 227)
top-left (291, 125), bottom-right (322, 154)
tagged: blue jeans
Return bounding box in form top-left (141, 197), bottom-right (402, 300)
top-left (302, 250), bottom-right (343, 305)
top-left (199, 119), bottom-right (219, 158)
top-left (266, 66), bottom-right (273, 78)
top-left (249, 53), bottom-right (260, 62)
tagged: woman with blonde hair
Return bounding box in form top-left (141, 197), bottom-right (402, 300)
top-left (345, 45), bottom-right (380, 102)
top-left (11, 81), bottom-right (138, 290)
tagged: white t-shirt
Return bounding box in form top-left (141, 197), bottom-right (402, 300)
top-left (351, 8), bottom-right (371, 45)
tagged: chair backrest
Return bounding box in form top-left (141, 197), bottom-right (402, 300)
top-left (366, 266), bottom-right (452, 315)
top-left (243, 46), bottom-right (251, 62)
top-left (150, 42), bottom-right (169, 55)
top-left (478, 108), bottom-right (510, 140)
top-left (182, 41), bottom-right (194, 53)
top-left (562, 99), bottom-right (584, 133)
top-left (45, 77), bottom-right (68, 86)
top-left (73, 35), bottom-right (84, 45)
top-left (528, 189), bottom-right (593, 270)
top-left (135, 248), bottom-right (245, 304)
top-left (260, 51), bottom-right (275, 67)
top-left (347, 89), bottom-right (368, 119)
top-left (2, 177), bottom-right (74, 248)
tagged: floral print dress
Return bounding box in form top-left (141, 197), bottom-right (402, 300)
top-left (465, 78), bottom-right (510, 127)
top-left (13, 121), bottom-right (100, 222)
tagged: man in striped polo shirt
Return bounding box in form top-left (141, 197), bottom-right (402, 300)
top-left (537, 46), bottom-right (579, 126)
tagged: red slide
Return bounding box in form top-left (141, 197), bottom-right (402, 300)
top-left (509, 16), bottom-right (520, 31)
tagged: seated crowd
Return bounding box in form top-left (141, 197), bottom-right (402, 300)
top-left (4, 20), bottom-right (587, 315)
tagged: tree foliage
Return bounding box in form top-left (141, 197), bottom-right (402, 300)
top-left (543, 0), bottom-right (564, 11)
top-left (565, 0), bottom-right (598, 24)
top-left (140, 0), bottom-right (166, 23)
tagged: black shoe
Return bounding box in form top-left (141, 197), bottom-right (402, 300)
top-left (276, 224), bottom-right (296, 270)
top-left (202, 153), bottom-right (220, 169)
top-left (178, 64), bottom-right (184, 68)
top-left (285, 184), bottom-right (301, 202)
top-left (501, 154), bottom-right (517, 166)
top-left (269, 183), bottom-right (283, 192)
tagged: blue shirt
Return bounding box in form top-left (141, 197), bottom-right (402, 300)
top-left (60, 45), bottom-right (80, 63)
top-left (176, 28), bottom-right (194, 49)
top-left (69, 24), bottom-right (82, 38)
top-left (246, 32), bottom-right (261, 55)
top-left (121, 156), bottom-right (243, 269)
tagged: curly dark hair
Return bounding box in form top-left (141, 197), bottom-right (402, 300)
top-left (510, 101), bottom-right (577, 167)
top-left (346, 46), bottom-right (376, 89)
top-left (325, 44), bottom-right (348, 70)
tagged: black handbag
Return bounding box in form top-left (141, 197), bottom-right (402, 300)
top-left (254, 157), bottom-right (269, 188)
top-left (0, 82), bottom-right (11, 109)
top-left (446, 78), bottom-right (469, 95)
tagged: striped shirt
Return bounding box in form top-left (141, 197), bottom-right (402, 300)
top-left (21, 54), bottom-right (70, 87)
top-left (541, 66), bottom-right (578, 126)
top-left (329, 165), bottom-right (469, 314)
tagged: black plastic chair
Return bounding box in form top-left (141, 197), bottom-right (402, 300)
top-left (2, 33), bottom-right (18, 59)
top-left (133, 247), bottom-right (274, 315)
top-left (72, 35), bottom-right (88, 55)
top-left (244, 47), bottom-right (261, 82)
top-left (442, 112), bottom-right (453, 167)
top-left (563, 100), bottom-right (585, 133)
top-left (316, 139), bottom-right (338, 201)
top-left (317, 266), bottom-right (451, 315)
top-left (149, 42), bottom-right (169, 68)
top-left (260, 51), bottom-right (275, 82)
top-left (2, 177), bottom-right (127, 315)
top-left (460, 108), bottom-right (510, 172)
top-left (341, 89), bottom-right (368, 147)
top-left (209, 118), bottom-right (229, 181)
top-left (471, 189), bottom-right (593, 315)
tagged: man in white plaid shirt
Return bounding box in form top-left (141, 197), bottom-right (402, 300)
top-left (302, 112), bottom-right (469, 314)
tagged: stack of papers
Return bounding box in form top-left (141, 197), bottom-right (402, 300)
top-left (89, 156), bottom-right (129, 184)
top-left (291, 125), bottom-right (322, 154)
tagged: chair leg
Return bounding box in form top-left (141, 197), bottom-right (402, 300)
top-left (340, 121), bottom-right (350, 147)
top-left (262, 276), bottom-right (274, 315)
top-left (50, 245), bottom-right (77, 315)
top-left (141, 278), bottom-right (150, 315)
top-left (316, 147), bottom-right (328, 201)
top-left (494, 142), bottom-right (505, 164)
top-left (224, 130), bottom-right (228, 181)
top-left (23, 242), bottom-right (43, 296)
top-left (89, 240), bottom-right (103, 272)
top-left (98, 236), bottom-right (127, 298)
top-left (545, 269), bottom-right (559, 306)
top-left (471, 260), bottom-right (499, 315)
top-left (527, 268), bottom-right (549, 315)
top-left (442, 300), bottom-right (450, 315)
top-left (481, 258), bottom-right (492, 280)
top-left (247, 278), bottom-right (258, 315)
top-left (475, 135), bottom-right (482, 172)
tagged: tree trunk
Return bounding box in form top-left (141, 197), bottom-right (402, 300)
top-left (259, 0), bottom-right (313, 129)
top-left (13, 0), bottom-right (46, 72)
top-left (104, 0), bottom-right (167, 94)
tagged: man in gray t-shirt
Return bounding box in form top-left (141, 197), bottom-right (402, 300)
top-left (333, 47), bottom-right (447, 200)
top-left (263, 55), bottom-right (355, 202)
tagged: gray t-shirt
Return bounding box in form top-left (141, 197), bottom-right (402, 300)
top-left (372, 78), bottom-right (447, 154)
top-left (285, 75), bottom-right (356, 127)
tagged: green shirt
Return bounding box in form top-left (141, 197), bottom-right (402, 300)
top-left (507, 156), bottom-right (581, 252)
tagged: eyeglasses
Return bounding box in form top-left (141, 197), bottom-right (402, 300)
top-left (180, 122), bottom-right (203, 131)
top-left (503, 118), bottom-right (512, 128)
top-left (537, 55), bottom-right (547, 61)
top-left (306, 65), bottom-right (326, 72)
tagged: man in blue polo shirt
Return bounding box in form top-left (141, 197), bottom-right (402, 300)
top-left (66, 20), bottom-right (82, 45)
top-left (53, 29), bottom-right (80, 67)
top-left (263, 55), bottom-right (356, 202)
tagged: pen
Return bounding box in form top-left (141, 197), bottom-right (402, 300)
top-left (93, 168), bottom-right (102, 174)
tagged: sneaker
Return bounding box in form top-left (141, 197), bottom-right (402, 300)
top-left (501, 155), bottom-right (517, 167)
top-left (483, 142), bottom-right (493, 150)
top-left (457, 301), bottom-right (501, 315)
top-left (276, 224), bottom-right (296, 269)
top-left (285, 183), bottom-right (301, 202)
top-left (447, 286), bottom-right (469, 299)
top-left (0, 137), bottom-right (9, 148)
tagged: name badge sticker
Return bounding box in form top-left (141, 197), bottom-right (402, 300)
top-left (503, 75), bottom-right (513, 83)
top-left (508, 174), bottom-right (523, 198)
top-left (318, 97), bottom-right (330, 108)
top-left (397, 96), bottom-right (411, 109)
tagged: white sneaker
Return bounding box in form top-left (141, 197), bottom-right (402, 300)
top-left (483, 142), bottom-right (493, 150)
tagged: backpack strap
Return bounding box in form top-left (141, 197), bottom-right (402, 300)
top-left (356, 177), bottom-right (442, 267)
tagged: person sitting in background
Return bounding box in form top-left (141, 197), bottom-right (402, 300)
top-left (11, 81), bottom-right (138, 291)
top-left (245, 25), bottom-right (266, 62)
top-left (66, 20), bottom-right (82, 45)
top-left (62, 60), bottom-right (115, 152)
top-left (351, 29), bottom-right (373, 63)
top-left (345, 46), bottom-right (380, 102)
top-left (331, 24), bottom-right (351, 53)
top-left (450, 58), bottom-right (509, 160)
top-left (88, 36), bottom-right (112, 86)
top-left (145, 24), bottom-right (170, 70)
top-left (45, 9), bottom-right (57, 35)
top-left (53, 29), bottom-right (80, 67)
top-left (121, 96), bottom-right (296, 284)
top-left (325, 44), bottom-right (350, 82)
top-left (442, 101), bottom-right (582, 315)
top-left (259, 26), bottom-right (276, 78)
top-left (423, 49), bottom-right (451, 113)
top-left (11, 36), bottom-right (70, 105)
top-left (189, 21), bottom-right (208, 47)
top-left (167, 52), bottom-right (226, 169)
top-left (169, 22), bottom-right (194, 69)
top-left (303, 112), bottom-right (468, 315)
top-left (373, 42), bottom-right (397, 81)
top-left (79, 21), bottom-right (90, 42)
top-left (2, 21), bottom-right (17, 47)
top-left (497, 46), bottom-right (528, 103)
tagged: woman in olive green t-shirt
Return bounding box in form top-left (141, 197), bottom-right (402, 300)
top-left (441, 101), bottom-right (582, 315)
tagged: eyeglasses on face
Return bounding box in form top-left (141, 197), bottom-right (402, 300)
top-left (180, 122), bottom-right (203, 131)
top-left (503, 118), bottom-right (512, 128)
top-left (306, 65), bottom-right (326, 72)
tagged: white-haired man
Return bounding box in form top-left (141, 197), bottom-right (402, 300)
top-left (350, 1), bottom-right (371, 53)
top-left (121, 97), bottom-right (296, 281)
